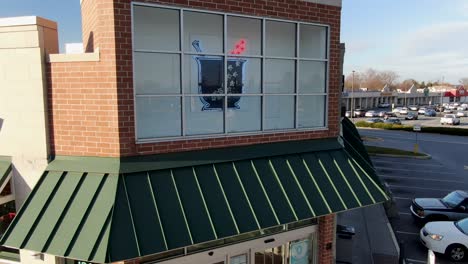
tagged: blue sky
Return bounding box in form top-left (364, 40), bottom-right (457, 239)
top-left (1, 0), bottom-right (467, 83)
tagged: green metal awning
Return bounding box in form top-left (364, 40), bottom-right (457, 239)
top-left (0, 157), bottom-right (12, 191)
top-left (0, 138), bottom-right (388, 263)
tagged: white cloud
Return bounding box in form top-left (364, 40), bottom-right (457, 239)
top-left (345, 21), bottom-right (468, 83)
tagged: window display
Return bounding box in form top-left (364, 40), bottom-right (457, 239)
top-left (133, 4), bottom-right (328, 140)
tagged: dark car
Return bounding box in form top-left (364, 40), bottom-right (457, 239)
top-left (384, 118), bottom-right (401, 125)
top-left (353, 109), bottom-right (366, 117)
top-left (424, 109), bottom-right (437, 117)
top-left (365, 118), bottom-right (383, 123)
top-left (410, 190), bottom-right (468, 223)
top-left (405, 112), bottom-right (418, 120)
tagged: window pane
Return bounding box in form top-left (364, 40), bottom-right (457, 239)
top-left (227, 96), bottom-right (261, 133)
top-left (133, 6), bottom-right (180, 51)
top-left (136, 97), bottom-right (181, 138)
top-left (230, 254), bottom-right (248, 264)
top-left (227, 57), bottom-right (261, 94)
top-left (299, 61), bottom-right (326, 94)
top-left (266, 21), bottom-right (296, 57)
top-left (227, 16), bottom-right (261, 56)
top-left (185, 96), bottom-right (224, 135)
top-left (300, 24), bottom-right (327, 59)
top-left (134, 52), bottom-right (180, 95)
top-left (298, 95), bottom-right (326, 128)
top-left (265, 96), bottom-right (295, 130)
top-left (290, 239), bottom-right (311, 264)
top-left (265, 59), bottom-right (295, 94)
top-left (184, 55), bottom-right (224, 94)
top-left (184, 12), bottom-right (223, 53)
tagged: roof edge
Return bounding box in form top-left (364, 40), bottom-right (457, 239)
top-left (47, 137), bottom-right (343, 174)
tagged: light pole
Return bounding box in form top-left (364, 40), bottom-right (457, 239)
top-left (352, 70), bottom-right (355, 121)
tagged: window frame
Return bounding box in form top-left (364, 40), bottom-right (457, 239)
top-left (131, 2), bottom-right (330, 143)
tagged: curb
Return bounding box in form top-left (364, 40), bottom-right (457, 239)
top-left (369, 153), bottom-right (432, 160)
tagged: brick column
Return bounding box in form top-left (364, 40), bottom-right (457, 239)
top-left (318, 214), bottom-right (336, 264)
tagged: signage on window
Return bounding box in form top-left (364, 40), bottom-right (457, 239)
top-left (193, 40), bottom-right (246, 111)
top-left (290, 239), bottom-right (310, 264)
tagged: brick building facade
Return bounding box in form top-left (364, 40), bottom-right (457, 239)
top-left (0, 1), bottom-right (388, 264)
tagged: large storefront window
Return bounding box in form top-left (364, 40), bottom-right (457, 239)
top-left (133, 4), bottom-right (329, 141)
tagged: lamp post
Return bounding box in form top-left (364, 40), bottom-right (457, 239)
top-left (352, 70), bottom-right (355, 121)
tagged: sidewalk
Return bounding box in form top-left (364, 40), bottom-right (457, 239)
top-left (336, 204), bottom-right (399, 264)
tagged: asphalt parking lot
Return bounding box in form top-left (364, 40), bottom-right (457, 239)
top-left (373, 155), bottom-right (468, 264)
top-left (351, 111), bottom-right (468, 129)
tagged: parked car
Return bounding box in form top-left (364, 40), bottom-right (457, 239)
top-left (345, 111), bottom-right (351, 118)
top-left (378, 111), bottom-right (387, 117)
top-left (418, 107), bottom-right (427, 115)
top-left (353, 109), bottom-right (366, 117)
top-left (399, 107), bottom-right (409, 115)
top-left (444, 109), bottom-right (454, 113)
top-left (392, 107), bottom-right (403, 113)
top-left (411, 190), bottom-right (468, 223)
top-left (424, 109), bottom-right (437, 117)
top-left (441, 114), bottom-right (461, 125)
top-left (384, 118), bottom-right (402, 125)
top-left (420, 218), bottom-right (468, 262)
top-left (383, 112), bottom-right (397, 119)
top-left (409, 105), bottom-right (419, 111)
top-left (405, 112), bottom-right (418, 120)
top-left (456, 112), bottom-right (466, 117)
top-left (378, 103), bottom-right (390, 108)
top-left (436, 106), bottom-right (445, 112)
top-left (365, 110), bottom-right (378, 117)
top-left (457, 106), bottom-right (466, 111)
top-left (365, 118), bottom-right (383, 124)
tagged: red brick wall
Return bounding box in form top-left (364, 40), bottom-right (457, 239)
top-left (48, 0), bottom-right (341, 157)
top-left (48, 0), bottom-right (122, 157)
top-left (115, 0), bottom-right (342, 156)
top-left (318, 214), bottom-right (336, 264)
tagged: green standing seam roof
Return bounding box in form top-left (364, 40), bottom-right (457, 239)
top-left (0, 157), bottom-right (12, 189)
top-left (0, 139), bottom-right (388, 263)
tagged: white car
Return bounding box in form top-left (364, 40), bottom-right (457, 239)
top-left (457, 112), bottom-right (466, 117)
top-left (420, 218), bottom-right (468, 262)
top-left (365, 110), bottom-right (377, 117)
top-left (441, 114), bottom-right (461, 125)
top-left (418, 107), bottom-right (427, 114)
top-left (399, 108), bottom-right (409, 115)
top-left (392, 107), bottom-right (403, 113)
top-left (409, 105), bottom-right (419, 111)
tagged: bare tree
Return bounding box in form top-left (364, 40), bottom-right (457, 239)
top-left (345, 68), bottom-right (399, 91)
top-left (380, 71), bottom-right (399, 88)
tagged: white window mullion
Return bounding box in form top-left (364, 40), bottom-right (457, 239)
top-left (261, 18), bottom-right (266, 132)
top-left (224, 14), bottom-right (228, 134)
top-left (180, 9), bottom-right (185, 136)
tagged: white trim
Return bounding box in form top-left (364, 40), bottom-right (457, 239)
top-left (47, 48), bottom-right (100, 63)
top-left (302, 0), bottom-right (342, 7)
top-left (155, 225), bottom-right (317, 264)
top-left (0, 16), bottom-right (57, 29)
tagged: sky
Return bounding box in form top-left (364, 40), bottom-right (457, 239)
top-left (1, 0), bottom-right (467, 84)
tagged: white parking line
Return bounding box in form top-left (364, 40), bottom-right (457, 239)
top-left (406, 258), bottom-right (427, 263)
top-left (396, 231), bottom-right (419, 236)
top-left (381, 175), bottom-right (467, 184)
top-left (388, 184), bottom-right (453, 192)
top-left (375, 167), bottom-right (456, 175)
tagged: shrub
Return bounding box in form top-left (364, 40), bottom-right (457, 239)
top-left (354, 121), bottom-right (468, 136)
